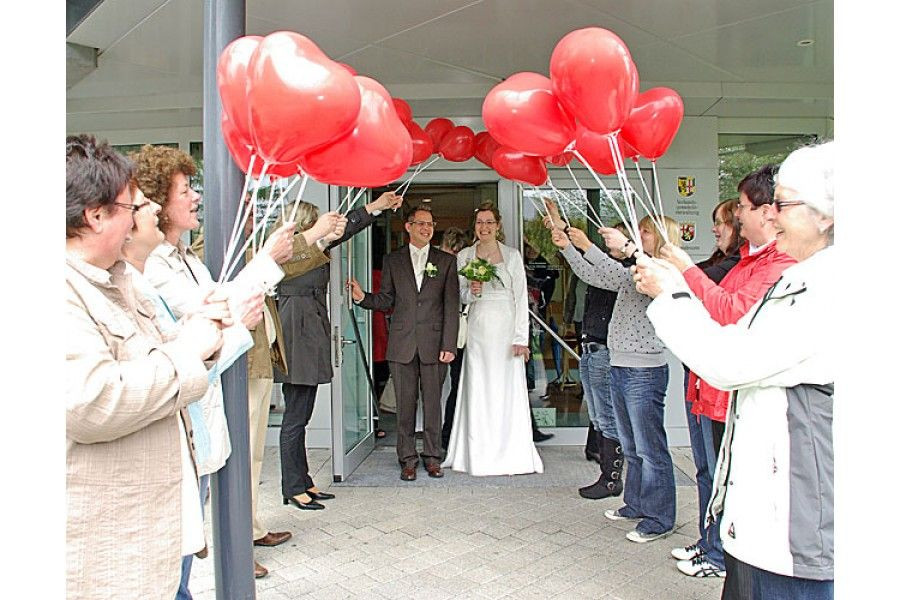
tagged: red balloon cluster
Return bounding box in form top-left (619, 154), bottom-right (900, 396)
top-left (479, 26), bottom-right (684, 184)
top-left (217, 31), bottom-right (413, 187)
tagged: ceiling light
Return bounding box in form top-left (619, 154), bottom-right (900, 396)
top-left (796, 39), bottom-right (815, 47)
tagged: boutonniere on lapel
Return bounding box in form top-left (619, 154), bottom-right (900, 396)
top-left (425, 262), bottom-right (438, 278)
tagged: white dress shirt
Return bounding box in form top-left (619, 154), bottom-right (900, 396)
top-left (409, 243), bottom-right (430, 291)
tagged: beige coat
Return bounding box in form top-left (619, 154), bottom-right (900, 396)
top-left (66, 254), bottom-right (211, 600)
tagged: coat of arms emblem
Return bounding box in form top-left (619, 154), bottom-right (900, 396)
top-left (680, 222), bottom-right (696, 242)
top-left (677, 176), bottom-right (696, 197)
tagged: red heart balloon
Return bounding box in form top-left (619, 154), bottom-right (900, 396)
top-left (574, 126), bottom-right (633, 175)
top-left (424, 118), bottom-right (454, 150)
top-left (406, 121), bottom-right (433, 165)
top-left (492, 146), bottom-right (548, 186)
top-left (217, 36), bottom-right (262, 147)
top-left (392, 98), bottom-right (413, 124)
top-left (338, 62), bottom-right (357, 76)
top-left (619, 87), bottom-right (684, 160)
top-left (483, 72), bottom-right (575, 157)
top-left (546, 152), bottom-right (574, 167)
top-left (474, 131), bottom-right (501, 168)
top-left (222, 114), bottom-right (299, 179)
top-left (247, 31), bottom-right (361, 164)
top-left (300, 76), bottom-right (413, 188)
top-left (439, 125), bottom-right (476, 162)
top-left (550, 27), bottom-right (639, 135)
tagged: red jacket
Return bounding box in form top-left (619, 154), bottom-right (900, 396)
top-left (683, 241), bottom-right (796, 421)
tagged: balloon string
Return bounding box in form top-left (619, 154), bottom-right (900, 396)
top-left (223, 153), bottom-right (257, 272)
top-left (517, 182), bottom-right (546, 219)
top-left (256, 183), bottom-right (278, 254)
top-left (651, 160), bottom-right (666, 229)
top-left (541, 182), bottom-right (570, 228)
top-left (610, 137), bottom-right (668, 244)
top-left (343, 187), bottom-right (368, 216)
top-left (634, 161), bottom-right (669, 243)
top-left (533, 186), bottom-right (564, 227)
top-left (547, 176), bottom-right (603, 229)
top-left (280, 178), bottom-right (286, 224)
top-left (554, 169), bottom-right (604, 228)
top-left (394, 162), bottom-right (424, 194)
top-left (220, 159), bottom-right (270, 283)
top-left (335, 187), bottom-right (354, 214)
top-left (396, 155), bottom-right (440, 195)
top-left (288, 174), bottom-right (309, 224)
top-left (221, 186), bottom-right (285, 283)
top-left (571, 148), bottom-right (640, 245)
top-left (606, 136), bottom-right (643, 244)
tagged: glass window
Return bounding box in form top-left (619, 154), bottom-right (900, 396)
top-left (718, 134), bottom-right (818, 198)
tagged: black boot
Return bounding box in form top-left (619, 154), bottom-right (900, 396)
top-left (585, 423), bottom-right (602, 464)
top-left (578, 436), bottom-right (623, 499)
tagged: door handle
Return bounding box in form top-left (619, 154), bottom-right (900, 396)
top-left (341, 337), bottom-right (357, 346)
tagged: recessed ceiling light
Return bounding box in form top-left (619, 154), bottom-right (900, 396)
top-left (797, 39), bottom-right (815, 47)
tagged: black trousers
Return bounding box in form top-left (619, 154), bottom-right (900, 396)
top-left (441, 347), bottom-right (465, 448)
top-left (280, 382), bottom-right (317, 498)
top-left (390, 353), bottom-right (445, 467)
top-left (722, 551), bottom-right (755, 600)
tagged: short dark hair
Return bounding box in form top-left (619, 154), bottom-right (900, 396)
top-left (406, 204), bottom-right (434, 222)
top-left (66, 134), bottom-right (134, 238)
top-left (738, 164), bottom-right (776, 208)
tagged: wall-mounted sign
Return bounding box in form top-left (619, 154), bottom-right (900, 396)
top-left (677, 175), bottom-right (696, 197)
top-left (680, 221), bottom-right (696, 243)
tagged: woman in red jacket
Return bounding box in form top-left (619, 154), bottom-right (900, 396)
top-left (659, 165), bottom-right (795, 596)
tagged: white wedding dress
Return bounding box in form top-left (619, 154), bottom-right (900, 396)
top-left (442, 242), bottom-right (544, 476)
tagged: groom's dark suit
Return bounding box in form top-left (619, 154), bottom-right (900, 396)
top-left (358, 244), bottom-right (459, 468)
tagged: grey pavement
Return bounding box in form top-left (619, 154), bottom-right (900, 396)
top-left (188, 445), bottom-right (724, 600)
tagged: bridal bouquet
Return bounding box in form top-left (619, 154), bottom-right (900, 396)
top-left (458, 258), bottom-right (502, 297)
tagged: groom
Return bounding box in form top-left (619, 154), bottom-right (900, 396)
top-left (349, 204), bottom-right (459, 480)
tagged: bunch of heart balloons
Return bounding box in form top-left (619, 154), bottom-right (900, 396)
top-left (479, 27), bottom-right (684, 186)
top-left (217, 31), bottom-right (414, 189)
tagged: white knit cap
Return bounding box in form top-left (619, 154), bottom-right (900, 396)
top-left (775, 141), bottom-right (834, 217)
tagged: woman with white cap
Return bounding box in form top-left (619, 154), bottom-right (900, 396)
top-left (632, 141), bottom-right (835, 600)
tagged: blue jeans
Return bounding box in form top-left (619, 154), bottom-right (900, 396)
top-left (176, 474), bottom-right (209, 600)
top-left (611, 365), bottom-right (675, 535)
top-left (683, 371), bottom-right (725, 569)
top-left (749, 565), bottom-right (833, 600)
top-left (580, 345), bottom-right (617, 438)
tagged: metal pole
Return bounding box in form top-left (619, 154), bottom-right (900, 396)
top-left (203, 1), bottom-right (255, 598)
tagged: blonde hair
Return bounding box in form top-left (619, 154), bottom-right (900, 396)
top-left (292, 201), bottom-right (319, 232)
top-left (639, 215), bottom-right (680, 257)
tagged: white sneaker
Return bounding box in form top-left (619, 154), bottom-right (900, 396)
top-left (604, 508), bottom-right (639, 521)
top-left (626, 529), bottom-right (674, 543)
top-left (676, 555), bottom-right (726, 578)
top-left (671, 542), bottom-right (702, 561)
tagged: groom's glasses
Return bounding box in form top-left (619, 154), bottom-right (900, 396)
top-left (409, 220), bottom-right (436, 228)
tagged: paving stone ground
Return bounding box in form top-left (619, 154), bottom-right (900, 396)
top-left (189, 446), bottom-right (724, 600)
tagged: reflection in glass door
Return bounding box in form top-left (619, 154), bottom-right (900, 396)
top-left (330, 188), bottom-right (375, 481)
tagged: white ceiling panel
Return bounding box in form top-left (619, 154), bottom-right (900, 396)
top-left (569, 0), bottom-right (816, 40)
top-left (66, 0), bottom-right (834, 132)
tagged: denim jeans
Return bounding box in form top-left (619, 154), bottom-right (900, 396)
top-left (580, 345), bottom-right (617, 439)
top-left (176, 474), bottom-right (209, 600)
top-left (611, 365), bottom-right (675, 535)
top-left (749, 565), bottom-right (833, 600)
top-left (683, 371), bottom-right (726, 569)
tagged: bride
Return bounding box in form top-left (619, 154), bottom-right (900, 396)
top-left (442, 203), bottom-right (544, 476)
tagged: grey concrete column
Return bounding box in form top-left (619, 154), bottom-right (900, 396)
top-left (202, 1), bottom-right (255, 599)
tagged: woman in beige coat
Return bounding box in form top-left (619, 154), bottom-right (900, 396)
top-left (65, 134), bottom-right (226, 599)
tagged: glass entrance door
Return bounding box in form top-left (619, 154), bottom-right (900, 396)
top-left (329, 187), bottom-right (375, 481)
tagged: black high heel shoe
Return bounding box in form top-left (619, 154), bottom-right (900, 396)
top-left (283, 495), bottom-right (324, 510)
top-left (306, 490), bottom-right (335, 501)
